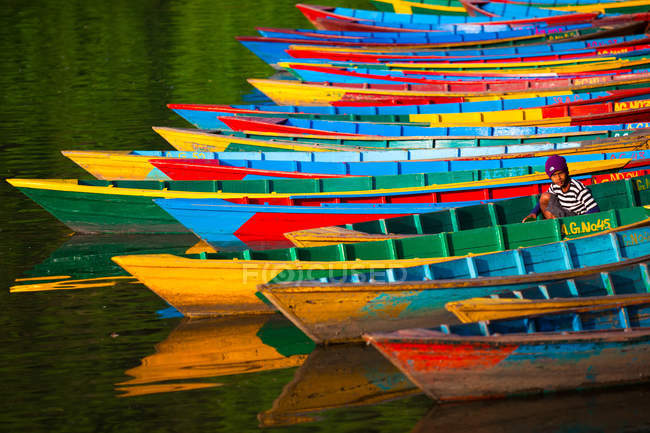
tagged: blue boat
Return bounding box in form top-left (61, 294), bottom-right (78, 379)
top-left (298, 3), bottom-right (598, 29)
top-left (170, 88), bottom-right (649, 130)
top-left (118, 149), bottom-right (650, 179)
top-left (151, 159), bottom-right (650, 246)
top-left (365, 302), bottom-right (650, 401)
top-left (238, 23), bottom-right (598, 66)
top-left (286, 64), bottom-right (650, 85)
top-left (259, 224), bottom-right (650, 343)
top-left (222, 116), bottom-right (650, 138)
top-left (152, 199), bottom-right (467, 249)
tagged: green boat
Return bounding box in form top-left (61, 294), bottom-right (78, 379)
top-left (6, 159), bottom-right (634, 235)
top-left (204, 175), bottom-right (650, 272)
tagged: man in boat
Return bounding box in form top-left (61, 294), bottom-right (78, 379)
top-left (522, 155), bottom-right (600, 222)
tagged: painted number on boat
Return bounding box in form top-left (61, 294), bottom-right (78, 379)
top-left (586, 39), bottom-right (623, 48)
top-left (178, 152), bottom-right (208, 159)
top-left (573, 76), bottom-right (607, 86)
top-left (562, 219), bottom-right (611, 236)
top-left (636, 177), bottom-right (650, 192)
top-left (592, 170), bottom-right (647, 184)
top-left (615, 100), bottom-right (650, 111)
top-left (626, 123), bottom-right (650, 130)
top-left (623, 228), bottom-right (650, 247)
top-left (547, 31), bottom-right (577, 41)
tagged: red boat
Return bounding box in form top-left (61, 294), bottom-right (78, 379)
top-left (149, 158), bottom-right (353, 181)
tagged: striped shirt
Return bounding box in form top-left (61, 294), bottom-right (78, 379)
top-left (547, 178), bottom-right (598, 215)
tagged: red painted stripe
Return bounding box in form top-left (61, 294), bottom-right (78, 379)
top-left (150, 158), bottom-right (350, 180)
top-left (219, 116), bottom-right (361, 136)
top-left (287, 44), bottom-right (650, 64)
top-left (378, 341), bottom-right (518, 371)
top-left (234, 211), bottom-right (410, 240)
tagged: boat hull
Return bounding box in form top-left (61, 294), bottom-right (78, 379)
top-left (366, 327), bottom-right (650, 401)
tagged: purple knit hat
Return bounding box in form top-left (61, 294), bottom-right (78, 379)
top-left (545, 155), bottom-right (568, 177)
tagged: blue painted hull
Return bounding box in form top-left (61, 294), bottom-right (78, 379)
top-left (367, 302), bottom-right (650, 401)
top-left (170, 90), bottom-right (617, 130)
top-left (289, 64), bottom-right (650, 84)
top-left (236, 117), bottom-right (650, 137)
top-left (153, 198), bottom-right (468, 245)
top-left (258, 225), bottom-right (650, 343)
top-left (141, 149), bottom-right (649, 177)
top-left (239, 26), bottom-right (619, 66)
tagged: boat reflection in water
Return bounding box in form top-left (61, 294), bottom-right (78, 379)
top-left (11, 233), bottom-right (201, 293)
top-left (259, 343), bottom-right (420, 427)
top-left (116, 314), bottom-right (315, 397)
top-left (411, 386), bottom-right (650, 433)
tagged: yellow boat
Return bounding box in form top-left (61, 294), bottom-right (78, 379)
top-left (258, 343), bottom-right (419, 427)
top-left (409, 98), bottom-right (650, 127)
top-left (62, 132), bottom-right (650, 181)
top-left (111, 202), bottom-right (650, 318)
top-left (111, 253), bottom-right (441, 317)
top-left (155, 125), bottom-right (650, 156)
top-left (153, 126), bottom-right (343, 153)
top-left (445, 293), bottom-right (650, 323)
top-left (115, 315), bottom-right (313, 397)
top-left (247, 71), bottom-right (650, 106)
top-left (61, 150), bottom-right (171, 181)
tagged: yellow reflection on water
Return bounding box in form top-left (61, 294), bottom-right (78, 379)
top-left (11, 276), bottom-right (135, 292)
top-left (116, 315), bottom-right (310, 397)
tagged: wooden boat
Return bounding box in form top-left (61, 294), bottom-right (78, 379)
top-left (218, 98), bottom-right (650, 128)
top-left (282, 43), bottom-right (650, 64)
top-left (154, 124), bottom-right (650, 154)
top-left (445, 259), bottom-right (650, 322)
top-left (239, 30), bottom-right (650, 66)
top-left (299, 5), bottom-right (650, 34)
top-left (364, 302), bottom-right (650, 401)
top-left (61, 134), bottom-right (650, 181)
top-left (169, 89), bottom-right (629, 130)
top-left (112, 194), bottom-right (650, 318)
top-left (9, 176), bottom-right (479, 241)
top-left (221, 114), bottom-right (650, 136)
top-left (257, 27), bottom-right (650, 50)
top-left (115, 218), bottom-right (650, 319)
top-left (170, 87), bottom-right (650, 129)
top-left (147, 150), bottom-right (628, 181)
top-left (115, 315), bottom-right (313, 397)
top-left (246, 72), bottom-right (650, 106)
top-left (25, 153), bottom-right (613, 237)
top-left (284, 62), bottom-right (650, 85)
top-left (286, 164), bottom-right (650, 247)
top-left (149, 159), bottom-right (646, 243)
top-left (9, 233), bottom-right (199, 293)
top-left (260, 221), bottom-right (650, 345)
top-left (258, 343), bottom-right (419, 427)
top-left (465, 0), bottom-right (650, 16)
top-left (295, 3), bottom-right (606, 30)
top-left (374, 0), bottom-right (650, 15)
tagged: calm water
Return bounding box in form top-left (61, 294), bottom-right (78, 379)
top-left (2, 0), bottom-right (650, 431)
